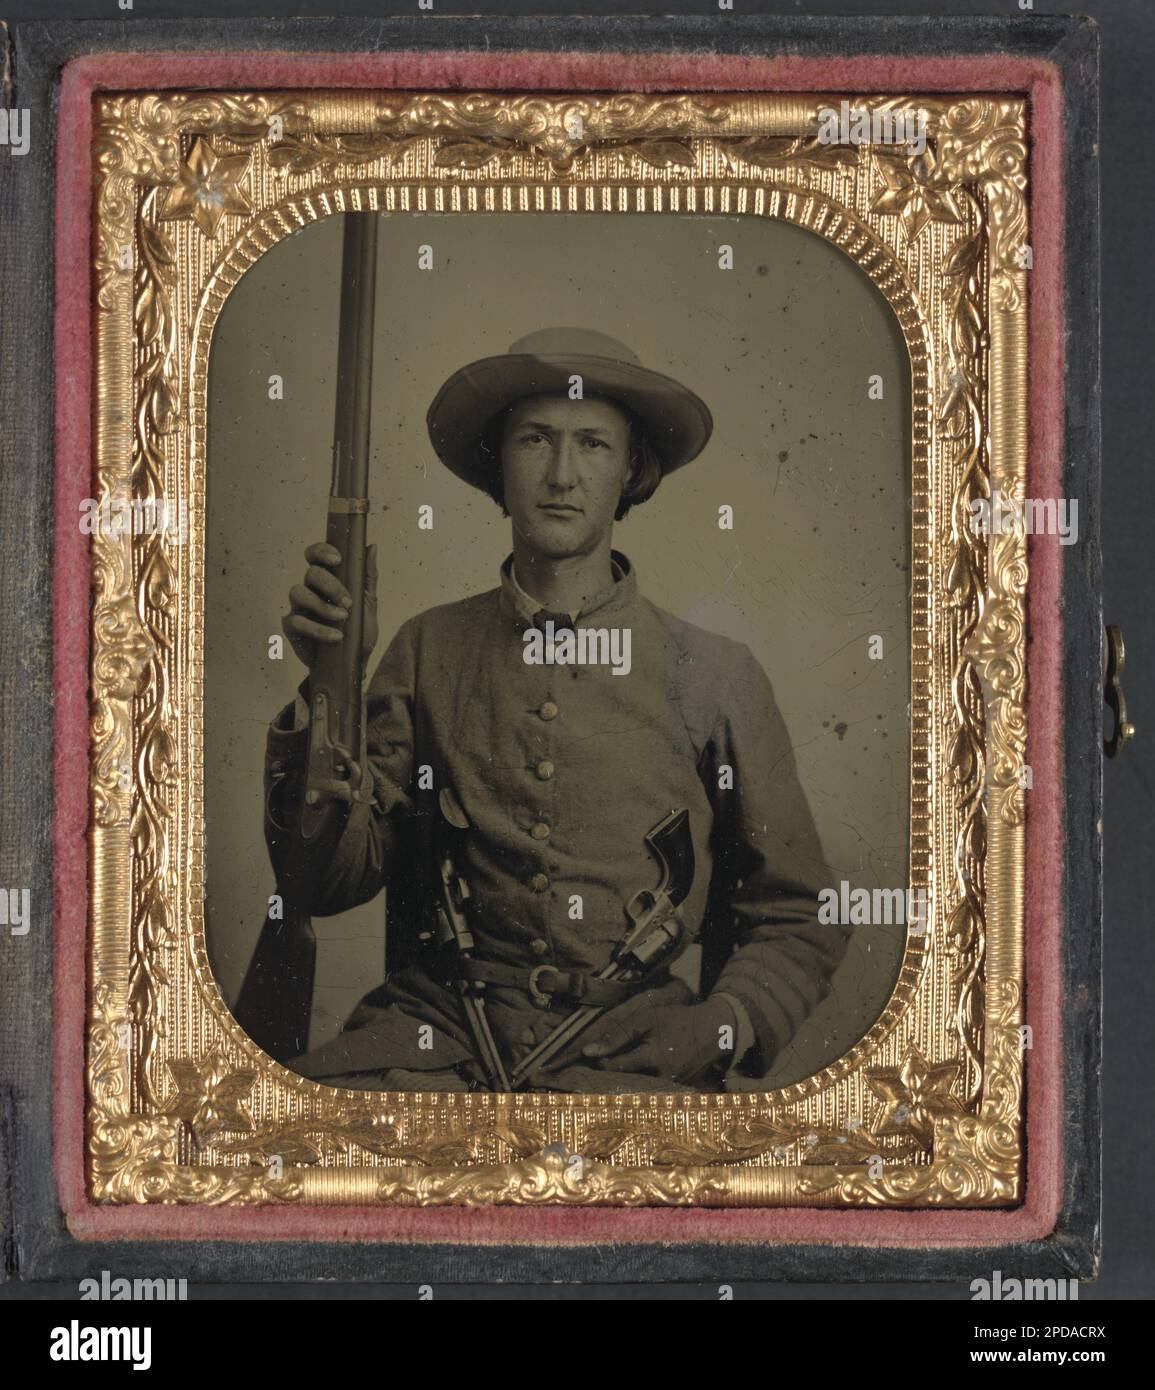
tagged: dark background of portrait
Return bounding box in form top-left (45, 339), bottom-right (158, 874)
top-left (204, 208), bottom-right (912, 1089)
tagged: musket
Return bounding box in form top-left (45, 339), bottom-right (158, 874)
top-left (234, 211), bottom-right (380, 1062)
top-left (508, 807), bottom-right (695, 1088)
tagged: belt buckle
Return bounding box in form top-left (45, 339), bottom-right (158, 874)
top-left (528, 964), bottom-right (558, 1009)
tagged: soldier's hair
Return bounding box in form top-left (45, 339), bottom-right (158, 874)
top-left (474, 394), bottom-right (663, 521)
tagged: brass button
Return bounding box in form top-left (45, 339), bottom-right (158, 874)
top-left (534, 759), bottom-right (555, 781)
top-left (538, 700), bottom-right (559, 721)
top-left (530, 872), bottom-right (550, 893)
top-left (530, 938), bottom-right (549, 957)
top-left (530, 821), bottom-right (550, 841)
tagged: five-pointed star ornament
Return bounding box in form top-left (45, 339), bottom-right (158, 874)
top-left (865, 1046), bottom-right (966, 1146)
top-left (166, 1050), bottom-right (257, 1145)
top-left (160, 137), bottom-right (253, 237)
top-left (869, 147), bottom-right (963, 242)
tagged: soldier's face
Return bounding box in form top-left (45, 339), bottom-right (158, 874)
top-left (500, 394), bottom-right (633, 560)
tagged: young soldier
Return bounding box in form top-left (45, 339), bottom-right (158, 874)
top-left (264, 328), bottom-right (847, 1092)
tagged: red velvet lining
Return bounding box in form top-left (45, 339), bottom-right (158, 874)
top-left (54, 49), bottom-right (1067, 1247)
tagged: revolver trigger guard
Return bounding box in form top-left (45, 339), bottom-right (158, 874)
top-left (625, 887), bottom-right (656, 924)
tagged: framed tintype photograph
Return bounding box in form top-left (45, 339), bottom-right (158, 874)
top-left (0, 12), bottom-right (1097, 1287)
top-left (82, 85), bottom-right (1029, 1210)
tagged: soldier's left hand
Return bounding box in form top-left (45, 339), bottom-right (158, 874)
top-left (578, 995), bottom-right (737, 1083)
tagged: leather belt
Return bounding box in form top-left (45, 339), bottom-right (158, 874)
top-left (448, 957), bottom-right (641, 1009)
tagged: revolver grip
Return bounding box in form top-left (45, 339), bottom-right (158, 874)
top-left (644, 807), bottom-right (695, 908)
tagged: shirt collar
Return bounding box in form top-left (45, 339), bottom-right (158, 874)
top-left (500, 552), bottom-right (635, 625)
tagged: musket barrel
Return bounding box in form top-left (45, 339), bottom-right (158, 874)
top-left (329, 211), bottom-right (378, 757)
top-left (301, 211), bottom-right (379, 837)
top-left (236, 213), bottom-right (380, 1056)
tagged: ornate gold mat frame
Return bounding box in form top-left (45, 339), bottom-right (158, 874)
top-left (87, 90), bottom-right (1027, 1207)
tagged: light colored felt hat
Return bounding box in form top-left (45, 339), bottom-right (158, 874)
top-left (426, 327), bottom-right (713, 488)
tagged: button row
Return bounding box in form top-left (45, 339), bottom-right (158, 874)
top-left (530, 705), bottom-right (554, 889)
top-left (531, 707), bottom-right (556, 888)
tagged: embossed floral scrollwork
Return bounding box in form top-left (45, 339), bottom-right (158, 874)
top-left (937, 99), bottom-right (1028, 311)
top-left (799, 983), bottom-right (1021, 1206)
top-left (929, 181), bottom-right (1006, 1106)
top-left (211, 1110), bottom-right (548, 1168)
top-left (376, 1146), bottom-right (728, 1207)
top-left (87, 89), bottom-right (1026, 1210)
top-left (88, 986), bottom-right (301, 1204)
top-left (262, 91), bottom-right (731, 176)
top-left (721, 133), bottom-right (858, 177)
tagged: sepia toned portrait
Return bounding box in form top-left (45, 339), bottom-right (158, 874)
top-left (206, 206), bottom-right (912, 1097)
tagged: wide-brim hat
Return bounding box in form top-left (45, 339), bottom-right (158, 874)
top-left (426, 327), bottom-right (713, 489)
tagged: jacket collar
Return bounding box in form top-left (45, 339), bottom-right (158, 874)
top-left (499, 551), bottom-right (636, 626)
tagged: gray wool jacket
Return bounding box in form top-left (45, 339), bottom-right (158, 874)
top-left (264, 552), bottom-right (847, 1089)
